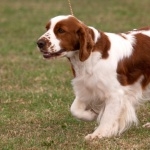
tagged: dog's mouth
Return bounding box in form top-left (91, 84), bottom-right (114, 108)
top-left (42, 49), bottom-right (66, 59)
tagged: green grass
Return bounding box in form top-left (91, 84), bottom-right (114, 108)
top-left (0, 0), bottom-right (150, 149)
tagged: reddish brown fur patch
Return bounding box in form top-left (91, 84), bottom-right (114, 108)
top-left (46, 22), bottom-right (51, 30)
top-left (54, 17), bottom-right (81, 51)
top-left (136, 26), bottom-right (150, 31)
top-left (88, 28), bottom-right (95, 41)
top-left (117, 33), bottom-right (150, 88)
top-left (93, 32), bottom-right (111, 59)
top-left (78, 25), bottom-right (95, 61)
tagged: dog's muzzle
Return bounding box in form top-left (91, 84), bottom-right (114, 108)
top-left (37, 39), bottom-right (47, 50)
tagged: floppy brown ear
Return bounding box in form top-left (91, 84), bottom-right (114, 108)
top-left (77, 25), bottom-right (94, 61)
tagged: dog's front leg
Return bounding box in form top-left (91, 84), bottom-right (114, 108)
top-left (70, 98), bottom-right (98, 121)
top-left (85, 94), bottom-right (125, 140)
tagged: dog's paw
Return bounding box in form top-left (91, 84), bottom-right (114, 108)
top-left (85, 133), bottom-right (102, 141)
top-left (142, 122), bottom-right (150, 128)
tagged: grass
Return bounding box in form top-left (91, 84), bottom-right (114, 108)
top-left (0, 0), bottom-right (150, 149)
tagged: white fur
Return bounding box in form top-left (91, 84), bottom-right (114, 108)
top-left (38, 15), bottom-right (150, 140)
top-left (69, 30), bottom-right (145, 140)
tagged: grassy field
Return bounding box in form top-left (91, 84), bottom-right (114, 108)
top-left (0, 0), bottom-right (150, 149)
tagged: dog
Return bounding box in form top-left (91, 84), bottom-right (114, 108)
top-left (37, 15), bottom-right (150, 140)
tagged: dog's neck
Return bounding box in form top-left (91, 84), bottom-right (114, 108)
top-left (69, 51), bottom-right (101, 77)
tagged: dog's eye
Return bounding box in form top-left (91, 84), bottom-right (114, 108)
top-left (58, 28), bottom-right (65, 33)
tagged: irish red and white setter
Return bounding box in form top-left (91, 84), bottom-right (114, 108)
top-left (37, 15), bottom-right (150, 140)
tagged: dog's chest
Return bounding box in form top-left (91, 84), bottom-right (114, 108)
top-left (70, 52), bottom-right (121, 98)
top-left (70, 52), bottom-right (101, 77)
top-left (71, 53), bottom-right (108, 93)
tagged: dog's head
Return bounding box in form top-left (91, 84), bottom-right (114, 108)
top-left (37, 15), bottom-right (94, 61)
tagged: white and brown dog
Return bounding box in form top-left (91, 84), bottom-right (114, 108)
top-left (37, 15), bottom-right (150, 140)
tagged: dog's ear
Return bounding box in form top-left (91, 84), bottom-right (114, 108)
top-left (77, 25), bottom-right (94, 61)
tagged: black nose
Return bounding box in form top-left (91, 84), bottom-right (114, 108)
top-left (37, 39), bottom-right (46, 48)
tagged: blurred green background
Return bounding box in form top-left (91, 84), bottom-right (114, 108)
top-left (0, 0), bottom-right (150, 149)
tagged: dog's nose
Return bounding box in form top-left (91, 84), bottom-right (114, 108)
top-left (37, 39), bottom-right (46, 48)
